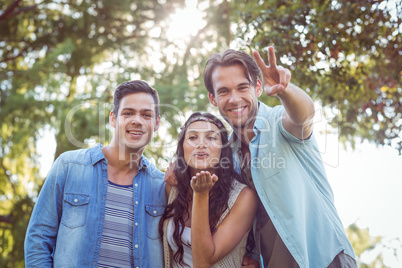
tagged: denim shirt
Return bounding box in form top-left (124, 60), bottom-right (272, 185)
top-left (231, 102), bottom-right (355, 268)
top-left (24, 144), bottom-right (166, 267)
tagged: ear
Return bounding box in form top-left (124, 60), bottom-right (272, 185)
top-left (109, 111), bottom-right (116, 128)
top-left (208, 93), bottom-right (217, 107)
top-left (154, 116), bottom-right (160, 132)
top-left (255, 79), bottom-right (263, 97)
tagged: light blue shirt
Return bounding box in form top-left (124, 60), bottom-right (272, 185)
top-left (24, 144), bottom-right (166, 267)
top-left (231, 102), bottom-right (355, 267)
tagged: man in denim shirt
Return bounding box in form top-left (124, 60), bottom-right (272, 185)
top-left (25, 80), bottom-right (166, 267)
top-left (204, 47), bottom-right (357, 267)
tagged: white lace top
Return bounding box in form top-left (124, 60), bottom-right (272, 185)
top-left (163, 180), bottom-right (249, 268)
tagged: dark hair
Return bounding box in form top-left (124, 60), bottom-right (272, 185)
top-left (203, 49), bottom-right (261, 96)
top-left (112, 80), bottom-right (160, 118)
top-left (159, 112), bottom-right (241, 267)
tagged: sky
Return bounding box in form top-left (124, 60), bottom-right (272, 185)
top-left (327, 142), bottom-right (402, 267)
top-left (313, 105), bottom-right (402, 267)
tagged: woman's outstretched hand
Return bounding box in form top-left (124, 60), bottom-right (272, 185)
top-left (190, 171), bottom-right (218, 194)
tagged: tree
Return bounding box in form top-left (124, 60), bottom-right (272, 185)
top-left (2, 0), bottom-right (399, 266)
top-left (346, 223), bottom-right (402, 267)
top-left (0, 0), bottom-right (187, 265)
top-left (231, 0), bottom-right (402, 154)
top-left (0, 0), bottom-right (231, 265)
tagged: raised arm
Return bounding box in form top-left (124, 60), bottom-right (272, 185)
top-left (253, 46), bottom-right (315, 140)
top-left (191, 171), bottom-right (258, 267)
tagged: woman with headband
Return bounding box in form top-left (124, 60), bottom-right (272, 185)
top-left (159, 112), bottom-right (258, 267)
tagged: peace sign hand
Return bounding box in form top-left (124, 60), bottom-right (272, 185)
top-left (253, 46), bottom-right (291, 96)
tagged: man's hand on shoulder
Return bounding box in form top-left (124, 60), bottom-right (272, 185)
top-left (164, 162), bottom-right (178, 186)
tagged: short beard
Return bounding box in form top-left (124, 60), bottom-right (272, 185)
top-left (221, 108), bottom-right (257, 130)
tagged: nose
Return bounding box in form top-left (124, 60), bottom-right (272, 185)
top-left (130, 115), bottom-right (143, 126)
top-left (229, 90), bottom-right (240, 103)
top-left (196, 143), bottom-right (207, 149)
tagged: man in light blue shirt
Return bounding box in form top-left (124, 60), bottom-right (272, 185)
top-left (25, 80), bottom-right (166, 267)
top-left (204, 47), bottom-right (356, 267)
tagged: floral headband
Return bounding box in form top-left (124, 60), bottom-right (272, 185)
top-left (180, 116), bottom-right (223, 130)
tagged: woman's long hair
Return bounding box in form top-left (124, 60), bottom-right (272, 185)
top-left (159, 112), bottom-right (241, 267)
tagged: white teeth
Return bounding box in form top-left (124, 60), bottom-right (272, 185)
top-left (231, 107), bottom-right (243, 112)
top-left (129, 131), bottom-right (142, 134)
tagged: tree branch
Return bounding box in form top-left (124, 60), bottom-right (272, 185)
top-left (0, 0), bottom-right (45, 22)
top-left (0, 214), bottom-right (13, 224)
top-left (180, 1), bottom-right (231, 68)
top-left (0, 0), bottom-right (22, 22)
top-left (181, 14), bottom-right (214, 69)
top-left (6, 4), bottom-right (39, 18)
top-left (0, 49), bottom-right (26, 63)
top-left (0, 157), bottom-right (17, 198)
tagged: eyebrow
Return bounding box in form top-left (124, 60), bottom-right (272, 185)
top-left (216, 86), bottom-right (229, 93)
top-left (186, 130), bottom-right (219, 135)
top-left (121, 108), bottom-right (154, 114)
top-left (237, 82), bottom-right (250, 87)
top-left (216, 82), bottom-right (250, 93)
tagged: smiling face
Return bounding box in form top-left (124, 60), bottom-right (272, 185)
top-left (183, 121), bottom-right (222, 175)
top-left (208, 64), bottom-right (262, 130)
top-left (110, 92), bottom-right (160, 154)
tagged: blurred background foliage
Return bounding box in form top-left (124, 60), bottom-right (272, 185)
top-left (0, 0), bottom-right (400, 266)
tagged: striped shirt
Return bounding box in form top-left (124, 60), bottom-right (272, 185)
top-left (98, 181), bottom-right (134, 268)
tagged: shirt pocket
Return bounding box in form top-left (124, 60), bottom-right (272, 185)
top-left (145, 204), bottom-right (165, 240)
top-left (61, 193), bottom-right (90, 229)
top-left (253, 147), bottom-right (282, 179)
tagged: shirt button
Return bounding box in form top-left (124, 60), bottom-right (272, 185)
top-left (134, 183), bottom-right (138, 187)
top-left (135, 201), bottom-right (138, 205)
top-left (135, 222), bottom-right (138, 226)
top-left (135, 244), bottom-right (139, 248)
top-left (74, 198), bottom-right (78, 203)
top-left (153, 210), bottom-right (157, 214)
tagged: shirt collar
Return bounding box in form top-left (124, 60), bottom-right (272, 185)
top-left (139, 155), bottom-right (149, 170)
top-left (89, 143), bottom-right (148, 170)
top-left (90, 143), bottom-right (106, 165)
top-left (252, 101), bottom-right (268, 133)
